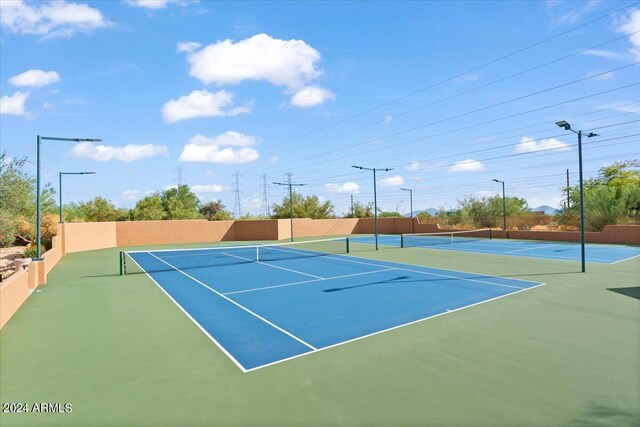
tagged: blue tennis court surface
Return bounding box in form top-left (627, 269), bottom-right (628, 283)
top-left (127, 243), bottom-right (543, 372)
top-left (350, 234), bottom-right (640, 264)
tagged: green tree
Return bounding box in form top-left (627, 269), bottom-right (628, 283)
top-left (161, 185), bottom-right (201, 220)
top-left (343, 201), bottom-right (374, 218)
top-left (416, 211), bottom-right (432, 221)
top-left (0, 152), bottom-right (57, 245)
top-left (130, 195), bottom-right (166, 220)
top-left (379, 211), bottom-right (402, 218)
top-left (556, 160), bottom-right (640, 231)
top-left (272, 191), bottom-right (335, 219)
top-left (199, 200), bottom-right (233, 221)
top-left (598, 160), bottom-right (640, 193)
top-left (458, 195), bottom-right (530, 229)
top-left (78, 197), bottom-right (127, 222)
top-left (62, 202), bottom-right (86, 222)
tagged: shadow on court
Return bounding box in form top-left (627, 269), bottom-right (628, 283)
top-left (607, 286), bottom-right (640, 301)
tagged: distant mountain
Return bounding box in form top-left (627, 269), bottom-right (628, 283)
top-left (532, 205), bottom-right (558, 215)
top-left (405, 208), bottom-right (438, 217)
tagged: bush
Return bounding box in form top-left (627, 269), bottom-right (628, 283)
top-left (22, 245), bottom-right (37, 259)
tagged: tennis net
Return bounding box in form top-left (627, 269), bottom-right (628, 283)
top-left (401, 229), bottom-right (492, 248)
top-left (120, 237), bottom-right (349, 275)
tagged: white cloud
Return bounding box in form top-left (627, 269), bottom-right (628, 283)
top-left (191, 184), bottom-right (224, 193)
top-left (600, 102), bottom-right (640, 114)
top-left (0, 0), bottom-right (111, 38)
top-left (122, 189), bottom-right (154, 201)
top-left (548, 0), bottom-right (600, 27)
top-left (162, 89), bottom-right (251, 123)
top-left (383, 115), bottom-right (393, 124)
top-left (617, 9), bottom-right (640, 61)
top-left (325, 182), bottom-right (360, 194)
top-left (584, 70), bottom-right (613, 80)
top-left (70, 142), bottom-right (169, 161)
top-left (378, 175), bottom-right (405, 187)
top-left (0, 91), bottom-right (29, 116)
top-left (177, 41), bottom-right (202, 52)
top-left (185, 33), bottom-right (322, 89)
top-left (124, 0), bottom-right (191, 9)
top-left (270, 155), bottom-right (279, 163)
top-left (579, 49), bottom-right (623, 59)
top-left (179, 132), bottom-right (259, 164)
top-left (290, 86), bottom-right (335, 108)
top-left (9, 69), bottom-right (60, 87)
top-left (449, 159), bottom-right (485, 172)
top-left (515, 136), bottom-right (570, 153)
top-left (405, 161), bottom-right (421, 172)
top-left (457, 74), bottom-right (480, 82)
top-left (124, 0), bottom-right (169, 9)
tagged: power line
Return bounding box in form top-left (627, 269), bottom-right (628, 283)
top-left (261, 2), bottom-right (639, 151)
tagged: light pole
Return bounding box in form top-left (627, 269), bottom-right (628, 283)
top-left (36, 135), bottom-right (101, 259)
top-left (59, 172), bottom-right (95, 223)
top-left (400, 188), bottom-right (413, 218)
top-left (555, 120), bottom-right (598, 273)
top-left (353, 165), bottom-right (392, 250)
top-left (492, 179), bottom-right (506, 233)
top-left (273, 175), bottom-right (306, 241)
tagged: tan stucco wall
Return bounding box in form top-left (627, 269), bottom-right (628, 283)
top-left (63, 222), bottom-right (117, 253)
top-left (0, 269), bottom-right (30, 329)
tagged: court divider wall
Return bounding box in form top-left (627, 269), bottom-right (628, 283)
top-left (1, 220), bottom-right (638, 330)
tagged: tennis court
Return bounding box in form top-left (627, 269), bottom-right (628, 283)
top-left (123, 238), bottom-right (543, 372)
top-left (350, 231), bottom-right (640, 264)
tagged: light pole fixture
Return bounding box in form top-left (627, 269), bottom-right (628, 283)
top-left (273, 176), bottom-right (306, 241)
top-left (36, 135), bottom-right (101, 260)
top-left (353, 165), bottom-right (392, 250)
top-left (492, 179), bottom-right (506, 233)
top-left (555, 120), bottom-right (598, 273)
top-left (59, 171), bottom-right (96, 223)
top-left (400, 188), bottom-right (413, 218)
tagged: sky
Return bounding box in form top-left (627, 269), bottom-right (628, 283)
top-left (1, 0), bottom-right (639, 217)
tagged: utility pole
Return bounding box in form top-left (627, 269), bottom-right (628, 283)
top-left (260, 174), bottom-right (270, 217)
top-left (232, 171), bottom-right (242, 218)
top-left (566, 168), bottom-right (570, 209)
top-left (273, 173), bottom-right (306, 241)
top-left (350, 194), bottom-right (354, 217)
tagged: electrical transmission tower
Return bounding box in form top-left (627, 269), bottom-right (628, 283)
top-left (173, 167), bottom-right (185, 186)
top-left (260, 174), bottom-right (270, 217)
top-left (232, 171), bottom-right (242, 218)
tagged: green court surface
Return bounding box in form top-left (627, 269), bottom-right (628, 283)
top-left (1, 241), bottom-right (639, 426)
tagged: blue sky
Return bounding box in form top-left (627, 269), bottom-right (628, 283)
top-left (1, 0), bottom-right (639, 217)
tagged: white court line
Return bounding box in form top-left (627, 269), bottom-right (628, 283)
top-left (221, 251), bottom-right (324, 279)
top-left (224, 268), bottom-right (397, 296)
top-left (148, 252), bottom-right (318, 351)
top-left (610, 254), bottom-right (640, 264)
top-left (321, 255), bottom-right (528, 290)
top-left (127, 253), bottom-right (248, 373)
top-left (505, 244), bottom-right (561, 254)
top-left (244, 282), bottom-right (547, 373)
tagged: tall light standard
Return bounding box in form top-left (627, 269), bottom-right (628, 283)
top-left (273, 175), bottom-right (306, 241)
top-left (36, 135), bottom-right (101, 259)
top-left (59, 171), bottom-right (95, 223)
top-left (400, 188), bottom-right (413, 218)
top-left (492, 179), bottom-right (506, 233)
top-left (353, 165), bottom-right (392, 250)
top-left (555, 120), bottom-right (598, 273)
